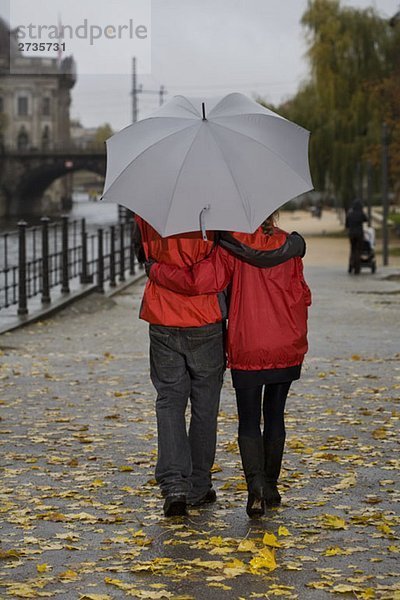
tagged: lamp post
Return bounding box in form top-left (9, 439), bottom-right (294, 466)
top-left (366, 161), bottom-right (372, 227)
top-left (381, 123), bottom-right (389, 266)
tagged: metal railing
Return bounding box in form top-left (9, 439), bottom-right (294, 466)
top-left (0, 216), bottom-right (139, 316)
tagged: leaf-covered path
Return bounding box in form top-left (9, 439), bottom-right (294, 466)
top-left (0, 265), bottom-right (399, 599)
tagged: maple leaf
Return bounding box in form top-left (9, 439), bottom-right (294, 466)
top-left (249, 547), bottom-right (277, 572)
top-left (320, 514), bottom-right (348, 529)
top-left (262, 532), bottom-right (281, 547)
top-left (36, 563), bottom-right (51, 573)
top-left (332, 584), bottom-right (360, 593)
top-left (237, 539), bottom-right (257, 552)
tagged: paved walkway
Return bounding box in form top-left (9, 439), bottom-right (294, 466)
top-left (0, 221), bottom-right (399, 599)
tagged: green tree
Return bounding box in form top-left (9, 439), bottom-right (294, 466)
top-left (272, 0), bottom-right (397, 207)
top-left (365, 13), bottom-right (400, 202)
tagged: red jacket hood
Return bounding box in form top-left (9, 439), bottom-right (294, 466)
top-left (229, 227), bottom-right (288, 251)
top-left (135, 215), bottom-right (224, 327)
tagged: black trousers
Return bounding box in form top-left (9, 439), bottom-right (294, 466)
top-left (349, 235), bottom-right (363, 274)
top-left (235, 382), bottom-right (292, 439)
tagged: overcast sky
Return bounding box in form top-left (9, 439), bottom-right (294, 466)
top-left (3, 0), bottom-right (400, 131)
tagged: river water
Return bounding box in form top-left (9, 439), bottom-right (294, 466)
top-left (0, 192), bottom-right (119, 235)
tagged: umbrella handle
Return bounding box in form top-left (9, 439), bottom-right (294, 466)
top-left (200, 205), bottom-right (211, 241)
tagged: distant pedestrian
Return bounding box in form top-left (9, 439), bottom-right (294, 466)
top-left (345, 199), bottom-right (368, 275)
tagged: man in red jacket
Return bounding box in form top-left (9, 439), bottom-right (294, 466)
top-left (134, 215), bottom-right (226, 516)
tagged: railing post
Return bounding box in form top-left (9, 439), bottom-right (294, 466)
top-left (129, 219), bottom-right (136, 275)
top-left (41, 217), bottom-right (51, 304)
top-left (97, 228), bottom-right (104, 293)
top-left (109, 225), bottom-right (116, 287)
top-left (119, 222), bottom-right (126, 282)
top-left (80, 218), bottom-right (91, 283)
top-left (17, 220), bottom-right (28, 315)
top-left (61, 215), bottom-right (70, 293)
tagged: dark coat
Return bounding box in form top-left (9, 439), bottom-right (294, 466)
top-left (345, 201), bottom-right (367, 237)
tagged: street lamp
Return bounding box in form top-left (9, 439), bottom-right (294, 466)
top-left (381, 123), bottom-right (389, 266)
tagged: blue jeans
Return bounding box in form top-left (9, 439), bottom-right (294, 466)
top-left (149, 322), bottom-right (225, 501)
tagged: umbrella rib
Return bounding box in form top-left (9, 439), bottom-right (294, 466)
top-left (164, 124), bottom-right (205, 233)
top-left (103, 123), bottom-right (199, 196)
top-left (210, 118), bottom-right (312, 188)
top-left (171, 95), bottom-right (202, 118)
top-left (206, 125), bottom-right (253, 224)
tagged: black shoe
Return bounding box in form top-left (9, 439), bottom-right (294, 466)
top-left (247, 489), bottom-right (265, 517)
top-left (263, 482), bottom-right (281, 507)
top-left (188, 489), bottom-right (217, 507)
top-left (163, 494), bottom-right (187, 517)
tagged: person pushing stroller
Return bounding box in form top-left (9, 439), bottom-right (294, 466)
top-left (345, 199), bottom-right (368, 275)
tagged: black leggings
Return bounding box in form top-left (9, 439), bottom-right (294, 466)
top-left (235, 382), bottom-right (292, 439)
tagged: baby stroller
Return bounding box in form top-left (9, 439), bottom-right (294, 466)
top-left (360, 226), bottom-right (376, 273)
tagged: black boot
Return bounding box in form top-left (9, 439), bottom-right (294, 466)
top-left (163, 494), bottom-right (187, 517)
top-left (238, 436), bottom-right (266, 517)
top-left (263, 435), bottom-right (285, 507)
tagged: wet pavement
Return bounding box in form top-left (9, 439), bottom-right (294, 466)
top-left (0, 256), bottom-right (399, 599)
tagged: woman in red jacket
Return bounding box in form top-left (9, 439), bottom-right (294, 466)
top-left (148, 216), bottom-right (311, 517)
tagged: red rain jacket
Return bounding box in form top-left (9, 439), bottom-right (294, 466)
top-left (149, 227), bottom-right (312, 370)
top-left (134, 215), bottom-right (225, 327)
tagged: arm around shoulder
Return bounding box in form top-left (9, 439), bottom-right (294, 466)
top-left (149, 246), bottom-right (234, 295)
top-left (219, 231), bottom-right (306, 267)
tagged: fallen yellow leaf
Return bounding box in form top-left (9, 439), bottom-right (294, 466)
top-left (250, 547), bottom-right (277, 572)
top-left (208, 582), bottom-right (231, 590)
top-left (36, 563), bottom-right (51, 573)
top-left (237, 539), bottom-right (256, 552)
top-left (320, 514), bottom-right (347, 530)
top-left (356, 588), bottom-right (375, 599)
top-left (59, 569), bottom-right (79, 580)
top-left (262, 532), bottom-right (281, 547)
top-left (332, 584), bottom-right (359, 593)
top-left (0, 549), bottom-right (20, 560)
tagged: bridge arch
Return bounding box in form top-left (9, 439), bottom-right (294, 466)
top-left (4, 151), bottom-right (106, 216)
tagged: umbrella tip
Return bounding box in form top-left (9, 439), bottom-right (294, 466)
top-left (202, 102), bottom-right (206, 120)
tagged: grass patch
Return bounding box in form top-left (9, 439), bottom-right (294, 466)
top-left (308, 230), bottom-right (348, 239)
top-left (389, 213), bottom-right (400, 225)
top-left (375, 247), bottom-right (400, 257)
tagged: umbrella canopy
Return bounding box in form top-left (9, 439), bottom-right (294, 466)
top-left (101, 93), bottom-right (313, 237)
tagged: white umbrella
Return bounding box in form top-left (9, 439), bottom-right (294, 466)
top-left (101, 93), bottom-right (313, 237)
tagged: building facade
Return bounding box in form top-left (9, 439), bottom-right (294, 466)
top-left (0, 17), bottom-right (76, 152)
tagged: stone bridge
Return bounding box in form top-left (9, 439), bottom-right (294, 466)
top-left (0, 148), bottom-right (106, 216)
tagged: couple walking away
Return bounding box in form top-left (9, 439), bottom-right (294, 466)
top-left (101, 90), bottom-right (313, 519)
top-left (134, 212), bottom-right (311, 518)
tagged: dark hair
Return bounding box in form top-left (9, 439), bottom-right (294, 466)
top-left (352, 199), bottom-right (363, 210)
top-left (261, 211), bottom-right (279, 235)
